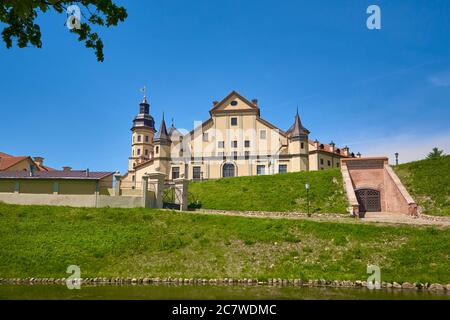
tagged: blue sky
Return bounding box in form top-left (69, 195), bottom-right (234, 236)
top-left (1, 0), bottom-right (449, 172)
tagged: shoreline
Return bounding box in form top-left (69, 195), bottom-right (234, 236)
top-left (1, 277), bottom-right (449, 293)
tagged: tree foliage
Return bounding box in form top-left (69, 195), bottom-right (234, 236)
top-left (426, 147), bottom-right (445, 160)
top-left (0, 0), bottom-right (127, 61)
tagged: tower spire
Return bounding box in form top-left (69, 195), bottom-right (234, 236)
top-left (154, 113), bottom-right (171, 144)
top-left (287, 107), bottom-right (310, 140)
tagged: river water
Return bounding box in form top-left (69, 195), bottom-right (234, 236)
top-left (0, 284), bottom-right (449, 300)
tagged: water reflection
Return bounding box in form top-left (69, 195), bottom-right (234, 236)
top-left (0, 284), bottom-right (449, 300)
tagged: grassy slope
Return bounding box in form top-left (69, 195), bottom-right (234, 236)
top-left (0, 203), bottom-right (449, 283)
top-left (394, 155), bottom-right (450, 216)
top-left (189, 169), bottom-right (348, 213)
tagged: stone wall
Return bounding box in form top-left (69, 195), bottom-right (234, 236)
top-left (0, 192), bottom-right (147, 209)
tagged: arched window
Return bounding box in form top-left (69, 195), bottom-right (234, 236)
top-left (223, 163), bottom-right (235, 178)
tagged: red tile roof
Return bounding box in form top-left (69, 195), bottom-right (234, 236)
top-left (0, 152), bottom-right (55, 171)
top-left (0, 156), bottom-right (29, 170)
top-left (0, 152), bottom-right (13, 158)
top-left (308, 140), bottom-right (352, 158)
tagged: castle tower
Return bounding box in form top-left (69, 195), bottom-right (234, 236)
top-left (128, 96), bottom-right (156, 171)
top-left (287, 108), bottom-right (310, 171)
top-left (153, 114), bottom-right (172, 176)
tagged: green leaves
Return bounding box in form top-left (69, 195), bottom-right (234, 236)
top-left (0, 0), bottom-right (128, 62)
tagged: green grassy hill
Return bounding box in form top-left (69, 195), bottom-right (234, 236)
top-left (0, 203), bottom-right (449, 283)
top-left (394, 155), bottom-right (450, 216)
top-left (189, 169), bottom-right (348, 213)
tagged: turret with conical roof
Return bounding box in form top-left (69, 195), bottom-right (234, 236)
top-left (287, 107), bottom-right (309, 171)
top-left (287, 107), bottom-right (310, 141)
top-left (154, 113), bottom-right (171, 145)
top-left (153, 113), bottom-right (172, 176)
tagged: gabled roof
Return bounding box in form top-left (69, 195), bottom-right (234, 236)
top-left (0, 152), bottom-right (55, 171)
top-left (257, 117), bottom-right (287, 137)
top-left (0, 156), bottom-right (30, 171)
top-left (209, 90), bottom-right (259, 115)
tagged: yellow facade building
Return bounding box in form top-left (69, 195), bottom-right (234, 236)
top-left (122, 91), bottom-right (355, 188)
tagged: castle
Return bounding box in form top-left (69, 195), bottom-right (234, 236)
top-left (121, 91), bottom-right (355, 188)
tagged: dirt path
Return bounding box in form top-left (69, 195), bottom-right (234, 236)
top-left (190, 209), bottom-right (450, 228)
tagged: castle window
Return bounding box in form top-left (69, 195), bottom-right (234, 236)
top-left (132, 175), bottom-right (135, 181)
top-left (231, 117), bottom-right (238, 126)
top-left (230, 100), bottom-right (238, 106)
top-left (245, 151), bottom-right (250, 159)
top-left (301, 142), bottom-right (304, 149)
top-left (155, 146), bottom-right (159, 154)
top-left (145, 135), bottom-right (149, 142)
top-left (137, 135), bottom-right (141, 142)
top-left (193, 166), bottom-right (201, 180)
top-left (257, 165), bottom-right (265, 175)
top-left (245, 140), bottom-right (250, 148)
top-left (137, 149), bottom-right (141, 155)
top-left (320, 159), bottom-right (324, 165)
top-left (231, 141), bottom-right (238, 148)
top-left (327, 160), bottom-right (331, 166)
top-left (203, 132), bottom-right (208, 142)
top-left (223, 163), bottom-right (235, 177)
top-left (260, 130), bottom-right (266, 140)
top-left (233, 151), bottom-right (238, 160)
top-left (172, 167), bottom-right (180, 180)
top-left (218, 141), bottom-right (224, 148)
top-left (279, 164), bottom-right (287, 173)
top-left (145, 149), bottom-right (148, 156)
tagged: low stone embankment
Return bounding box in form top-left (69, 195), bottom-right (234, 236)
top-left (1, 277), bottom-right (449, 292)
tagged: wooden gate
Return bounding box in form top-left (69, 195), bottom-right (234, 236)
top-left (355, 189), bottom-right (381, 213)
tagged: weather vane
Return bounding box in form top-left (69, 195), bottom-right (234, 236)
top-left (140, 85), bottom-right (147, 97)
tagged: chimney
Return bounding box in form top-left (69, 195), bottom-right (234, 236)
top-left (86, 168), bottom-right (90, 177)
top-left (62, 166), bottom-right (72, 172)
top-left (252, 99), bottom-right (258, 106)
top-left (342, 146), bottom-right (349, 157)
top-left (329, 141), bottom-right (336, 153)
top-left (314, 139), bottom-right (320, 149)
top-left (34, 156), bottom-right (44, 167)
top-left (212, 101), bottom-right (219, 107)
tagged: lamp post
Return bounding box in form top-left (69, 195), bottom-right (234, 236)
top-left (305, 183), bottom-right (310, 217)
top-left (395, 153), bottom-right (399, 166)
